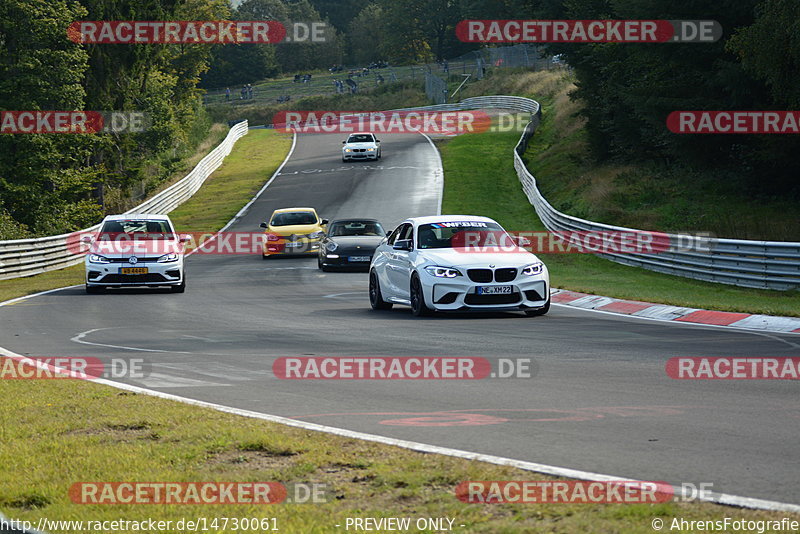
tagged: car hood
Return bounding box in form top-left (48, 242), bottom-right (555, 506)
top-left (416, 248), bottom-right (542, 268)
top-left (267, 224), bottom-right (322, 236)
top-left (88, 239), bottom-right (182, 257)
top-left (330, 236), bottom-right (384, 249)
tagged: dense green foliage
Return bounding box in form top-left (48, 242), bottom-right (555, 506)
top-left (2, 0), bottom-right (798, 239)
top-left (537, 0), bottom-right (800, 197)
top-left (0, 0), bottom-right (228, 238)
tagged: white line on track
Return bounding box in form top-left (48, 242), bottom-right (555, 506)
top-left (2, 131), bottom-right (800, 513)
top-left (0, 344), bottom-right (796, 513)
top-left (71, 327), bottom-right (191, 354)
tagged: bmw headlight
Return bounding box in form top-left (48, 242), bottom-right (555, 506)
top-left (308, 231), bottom-right (324, 239)
top-left (88, 254), bottom-right (110, 264)
top-left (366, 147), bottom-right (375, 152)
top-left (425, 266), bottom-right (462, 278)
top-left (344, 148), bottom-right (352, 152)
top-left (326, 241), bottom-right (339, 252)
top-left (157, 252), bottom-right (179, 263)
top-left (521, 262), bottom-right (543, 276)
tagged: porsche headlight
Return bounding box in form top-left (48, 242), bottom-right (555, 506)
top-left (88, 254), bottom-right (110, 264)
top-left (157, 252), bottom-right (179, 263)
top-left (326, 241), bottom-right (339, 252)
top-left (521, 262), bottom-right (543, 276)
top-left (425, 266), bottom-right (462, 278)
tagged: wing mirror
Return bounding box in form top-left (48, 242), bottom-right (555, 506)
top-left (320, 219), bottom-right (329, 225)
top-left (512, 235), bottom-right (531, 247)
top-left (393, 239), bottom-right (412, 251)
top-left (342, 140), bottom-right (346, 144)
top-left (179, 235), bottom-right (191, 243)
top-left (259, 222), bottom-right (268, 229)
top-left (80, 235), bottom-right (93, 244)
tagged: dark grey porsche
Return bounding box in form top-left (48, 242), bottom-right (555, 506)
top-left (317, 219), bottom-right (387, 271)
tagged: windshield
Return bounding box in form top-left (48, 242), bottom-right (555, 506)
top-left (329, 221), bottom-right (385, 237)
top-left (347, 134), bottom-right (374, 143)
top-left (98, 219), bottom-right (174, 239)
top-left (271, 212), bottom-right (318, 226)
top-left (417, 221), bottom-right (507, 249)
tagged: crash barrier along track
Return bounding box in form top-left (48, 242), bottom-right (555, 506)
top-left (5, 93), bottom-right (800, 289)
top-left (0, 121), bottom-right (249, 280)
top-left (387, 96), bottom-right (800, 290)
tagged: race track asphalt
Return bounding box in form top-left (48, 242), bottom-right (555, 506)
top-left (1, 130), bottom-right (798, 505)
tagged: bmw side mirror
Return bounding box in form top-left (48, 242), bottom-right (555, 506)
top-left (385, 231), bottom-right (392, 237)
top-left (376, 139), bottom-right (381, 143)
top-left (80, 235), bottom-right (93, 244)
top-left (393, 239), bottom-right (412, 251)
top-left (342, 140), bottom-right (346, 144)
top-left (260, 222), bottom-right (268, 228)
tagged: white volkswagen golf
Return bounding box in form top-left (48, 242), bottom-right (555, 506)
top-left (84, 214), bottom-right (187, 294)
top-left (369, 215), bottom-right (550, 316)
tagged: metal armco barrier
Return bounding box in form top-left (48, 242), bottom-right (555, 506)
top-left (4, 95), bottom-right (800, 290)
top-left (0, 121), bottom-right (249, 280)
top-left (391, 95), bottom-right (800, 290)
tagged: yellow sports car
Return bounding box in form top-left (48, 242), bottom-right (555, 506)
top-left (260, 207), bottom-right (328, 258)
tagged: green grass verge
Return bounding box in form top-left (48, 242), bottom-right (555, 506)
top-left (437, 127), bottom-right (800, 317)
top-left (0, 128), bottom-right (291, 304)
top-left (2, 377), bottom-right (797, 532)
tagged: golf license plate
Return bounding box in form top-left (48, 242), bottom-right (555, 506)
top-left (120, 267), bottom-right (148, 275)
top-left (348, 256), bottom-right (371, 262)
top-left (476, 285), bottom-right (512, 295)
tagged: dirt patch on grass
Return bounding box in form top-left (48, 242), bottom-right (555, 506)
top-left (206, 448), bottom-right (299, 472)
top-left (62, 421), bottom-right (158, 442)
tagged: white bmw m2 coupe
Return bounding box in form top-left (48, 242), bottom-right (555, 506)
top-left (369, 215), bottom-right (550, 316)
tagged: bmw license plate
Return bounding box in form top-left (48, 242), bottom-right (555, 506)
top-left (120, 267), bottom-right (148, 275)
top-left (476, 285), bottom-right (512, 295)
top-left (348, 256), bottom-right (371, 262)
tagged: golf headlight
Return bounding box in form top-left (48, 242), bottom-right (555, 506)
top-left (157, 252), bottom-right (179, 263)
top-left (326, 241), bottom-right (339, 252)
top-left (266, 233), bottom-right (280, 241)
top-left (308, 231), bottom-right (324, 239)
top-left (425, 266), bottom-right (462, 278)
top-left (521, 262), bottom-right (543, 276)
top-left (88, 254), bottom-right (110, 264)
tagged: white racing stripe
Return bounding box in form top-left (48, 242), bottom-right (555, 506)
top-left (70, 327), bottom-right (191, 354)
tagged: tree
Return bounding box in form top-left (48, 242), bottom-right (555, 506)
top-left (727, 0), bottom-right (800, 108)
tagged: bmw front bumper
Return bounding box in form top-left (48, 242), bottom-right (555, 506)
top-left (419, 267), bottom-right (550, 312)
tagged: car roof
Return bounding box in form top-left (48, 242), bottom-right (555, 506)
top-left (403, 215), bottom-right (498, 226)
top-left (271, 207), bottom-right (317, 214)
top-left (347, 132), bottom-right (375, 136)
top-left (103, 214), bottom-right (172, 221)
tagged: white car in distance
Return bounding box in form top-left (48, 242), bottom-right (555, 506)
top-left (84, 214), bottom-right (187, 294)
top-left (369, 215), bottom-right (550, 316)
top-left (342, 132), bottom-right (381, 162)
